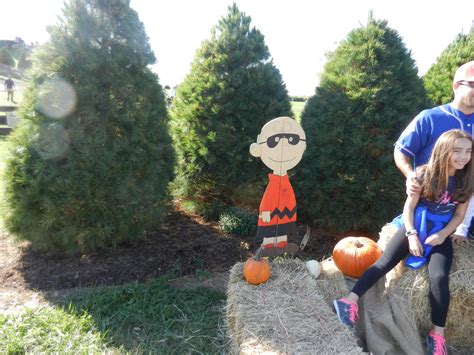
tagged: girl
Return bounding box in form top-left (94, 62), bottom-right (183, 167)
top-left (333, 129), bottom-right (473, 355)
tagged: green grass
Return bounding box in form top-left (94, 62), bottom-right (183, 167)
top-left (291, 100), bottom-right (306, 121)
top-left (0, 278), bottom-right (228, 353)
top-left (0, 307), bottom-right (115, 353)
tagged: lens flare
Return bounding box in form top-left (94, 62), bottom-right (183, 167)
top-left (37, 78), bottom-right (77, 119)
top-left (37, 123), bottom-right (70, 160)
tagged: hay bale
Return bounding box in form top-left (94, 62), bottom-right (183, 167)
top-left (314, 258), bottom-right (352, 306)
top-left (378, 225), bottom-right (474, 348)
top-left (226, 258), bottom-right (363, 354)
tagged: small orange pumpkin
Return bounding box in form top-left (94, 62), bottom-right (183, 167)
top-left (243, 248), bottom-right (271, 285)
top-left (332, 236), bottom-right (382, 278)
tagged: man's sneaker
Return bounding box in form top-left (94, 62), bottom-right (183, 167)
top-left (426, 330), bottom-right (447, 355)
top-left (332, 298), bottom-right (359, 328)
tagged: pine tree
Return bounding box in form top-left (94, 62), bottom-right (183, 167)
top-left (17, 51), bottom-right (32, 70)
top-left (4, 0), bottom-right (174, 253)
top-left (0, 48), bottom-right (15, 67)
top-left (423, 32), bottom-right (474, 105)
top-left (170, 4), bottom-right (291, 217)
top-left (296, 16), bottom-right (429, 233)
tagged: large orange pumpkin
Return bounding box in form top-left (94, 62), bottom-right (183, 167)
top-left (243, 248), bottom-right (271, 285)
top-left (332, 236), bottom-right (382, 278)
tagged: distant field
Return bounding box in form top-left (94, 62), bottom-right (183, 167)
top-left (291, 101), bottom-right (306, 121)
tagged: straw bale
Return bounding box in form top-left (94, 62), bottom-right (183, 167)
top-left (226, 258), bottom-right (364, 354)
top-left (314, 258), bottom-right (353, 306)
top-left (378, 224), bottom-right (474, 348)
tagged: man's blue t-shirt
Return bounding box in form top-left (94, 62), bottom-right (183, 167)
top-left (395, 104), bottom-right (474, 168)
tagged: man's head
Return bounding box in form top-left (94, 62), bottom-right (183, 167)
top-left (453, 61), bottom-right (474, 113)
top-left (250, 116), bottom-right (306, 175)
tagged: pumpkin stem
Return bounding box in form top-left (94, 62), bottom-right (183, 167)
top-left (255, 246), bottom-right (263, 261)
top-left (354, 240), bottom-right (364, 248)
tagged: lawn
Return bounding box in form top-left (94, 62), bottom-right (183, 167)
top-left (291, 100), bottom-right (306, 121)
top-left (0, 279), bottom-right (228, 353)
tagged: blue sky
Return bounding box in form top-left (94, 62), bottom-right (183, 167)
top-left (2, 0), bottom-right (473, 95)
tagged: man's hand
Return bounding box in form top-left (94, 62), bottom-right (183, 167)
top-left (408, 234), bottom-right (423, 257)
top-left (259, 211), bottom-right (271, 222)
top-left (451, 234), bottom-right (469, 245)
top-left (425, 233), bottom-right (446, 246)
top-left (406, 171), bottom-right (421, 196)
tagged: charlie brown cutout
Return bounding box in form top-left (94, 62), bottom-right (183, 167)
top-left (250, 117), bottom-right (306, 256)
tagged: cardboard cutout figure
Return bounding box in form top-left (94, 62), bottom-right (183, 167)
top-left (250, 117), bottom-right (307, 256)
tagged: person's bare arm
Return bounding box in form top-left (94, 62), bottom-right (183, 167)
top-left (394, 148), bottom-right (421, 195)
top-left (394, 149), bottom-right (414, 177)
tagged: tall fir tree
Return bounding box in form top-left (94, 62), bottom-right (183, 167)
top-left (4, 0), bottom-right (174, 253)
top-left (170, 4), bottom-right (291, 217)
top-left (296, 16), bottom-right (429, 233)
top-left (17, 51), bottom-right (32, 70)
top-left (0, 47), bottom-right (15, 67)
top-left (423, 31), bottom-right (474, 105)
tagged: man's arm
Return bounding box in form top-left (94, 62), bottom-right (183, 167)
top-left (452, 196), bottom-right (474, 238)
top-left (394, 148), bottom-right (414, 177)
top-left (394, 148), bottom-right (421, 195)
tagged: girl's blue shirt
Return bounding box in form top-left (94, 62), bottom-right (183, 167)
top-left (418, 176), bottom-right (458, 216)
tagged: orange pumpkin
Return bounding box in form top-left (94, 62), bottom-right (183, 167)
top-left (332, 236), bottom-right (382, 278)
top-left (243, 249), bottom-right (271, 285)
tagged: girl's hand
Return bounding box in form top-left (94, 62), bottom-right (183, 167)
top-left (408, 235), bottom-right (423, 257)
top-left (451, 234), bottom-right (469, 246)
top-left (425, 233), bottom-right (446, 246)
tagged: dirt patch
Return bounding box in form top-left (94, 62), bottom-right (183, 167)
top-left (0, 206), bottom-right (339, 309)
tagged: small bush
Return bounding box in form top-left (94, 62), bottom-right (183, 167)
top-left (219, 207), bottom-right (257, 236)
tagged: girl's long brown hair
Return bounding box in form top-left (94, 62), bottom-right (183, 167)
top-left (418, 129), bottom-right (473, 203)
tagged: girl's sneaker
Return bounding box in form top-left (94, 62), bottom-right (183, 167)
top-left (426, 330), bottom-right (447, 355)
top-left (332, 298), bottom-right (359, 328)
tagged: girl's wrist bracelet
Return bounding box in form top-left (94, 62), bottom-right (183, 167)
top-left (405, 229), bottom-right (418, 237)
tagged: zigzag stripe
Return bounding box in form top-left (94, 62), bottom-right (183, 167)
top-left (271, 207), bottom-right (296, 219)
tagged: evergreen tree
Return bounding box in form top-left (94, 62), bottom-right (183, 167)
top-left (17, 51), bottom-right (32, 70)
top-left (170, 4), bottom-right (291, 217)
top-left (423, 32), bottom-right (474, 105)
top-left (4, 0), bottom-right (174, 253)
top-left (0, 48), bottom-right (15, 67)
top-left (296, 16), bottom-right (429, 233)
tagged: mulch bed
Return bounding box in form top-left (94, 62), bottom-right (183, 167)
top-left (0, 207), bottom-right (340, 291)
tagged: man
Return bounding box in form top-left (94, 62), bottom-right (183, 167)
top-left (249, 116), bottom-right (307, 255)
top-left (4, 76), bottom-right (15, 102)
top-left (394, 60), bottom-right (474, 240)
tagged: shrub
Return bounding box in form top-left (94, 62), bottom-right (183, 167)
top-left (0, 48), bottom-right (15, 67)
top-left (219, 207), bottom-right (257, 236)
top-left (17, 52), bottom-right (32, 70)
top-left (3, 0), bottom-right (174, 253)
